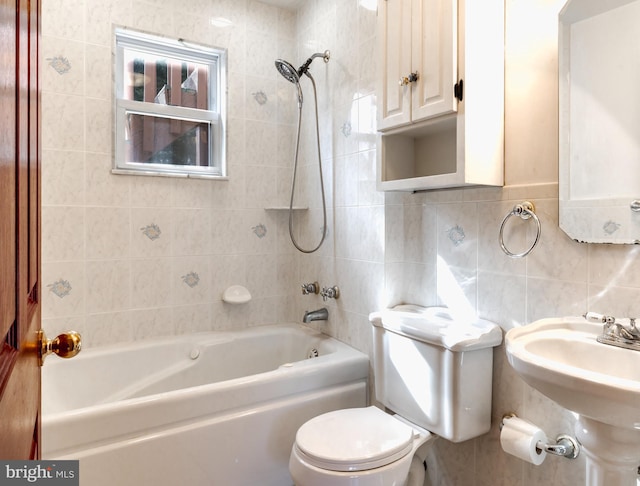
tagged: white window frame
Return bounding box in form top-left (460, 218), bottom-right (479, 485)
top-left (113, 27), bottom-right (227, 179)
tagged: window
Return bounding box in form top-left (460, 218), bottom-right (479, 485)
top-left (114, 28), bottom-right (227, 178)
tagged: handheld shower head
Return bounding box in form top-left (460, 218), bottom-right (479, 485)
top-left (275, 50), bottom-right (330, 83)
top-left (275, 59), bottom-right (299, 84)
top-left (275, 59), bottom-right (304, 106)
top-left (275, 51), bottom-right (331, 254)
top-left (275, 51), bottom-right (330, 107)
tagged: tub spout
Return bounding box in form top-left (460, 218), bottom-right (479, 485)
top-left (303, 308), bottom-right (328, 323)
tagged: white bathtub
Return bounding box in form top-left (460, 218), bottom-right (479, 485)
top-left (42, 324), bottom-right (369, 486)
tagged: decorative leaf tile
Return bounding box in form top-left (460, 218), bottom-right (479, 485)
top-left (603, 220), bottom-right (620, 235)
top-left (252, 91), bottom-right (268, 105)
top-left (140, 223), bottom-right (162, 241)
top-left (48, 278), bottom-right (72, 298)
top-left (252, 223), bottom-right (267, 238)
top-left (181, 271), bottom-right (200, 288)
top-left (447, 225), bottom-right (466, 246)
top-left (46, 56), bottom-right (72, 75)
top-left (341, 121), bottom-right (352, 138)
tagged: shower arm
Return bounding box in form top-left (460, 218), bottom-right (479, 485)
top-left (297, 50), bottom-right (330, 77)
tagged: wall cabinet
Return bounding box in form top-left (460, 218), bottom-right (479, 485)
top-left (376, 0), bottom-right (504, 192)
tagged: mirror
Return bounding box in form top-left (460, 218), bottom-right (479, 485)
top-left (558, 0), bottom-right (640, 243)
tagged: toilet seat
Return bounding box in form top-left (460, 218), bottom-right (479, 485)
top-left (294, 406), bottom-right (416, 472)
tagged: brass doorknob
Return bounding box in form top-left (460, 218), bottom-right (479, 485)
top-left (38, 330), bottom-right (82, 366)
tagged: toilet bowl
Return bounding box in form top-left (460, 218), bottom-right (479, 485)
top-left (289, 407), bottom-right (435, 486)
top-left (289, 305), bottom-right (503, 486)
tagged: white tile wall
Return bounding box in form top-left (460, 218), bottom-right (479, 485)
top-left (42, 0), bottom-right (301, 344)
top-left (41, 0), bottom-right (640, 485)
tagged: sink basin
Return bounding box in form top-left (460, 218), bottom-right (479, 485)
top-left (505, 317), bottom-right (640, 430)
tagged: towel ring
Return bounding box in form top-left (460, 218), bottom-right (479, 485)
top-left (499, 201), bottom-right (541, 258)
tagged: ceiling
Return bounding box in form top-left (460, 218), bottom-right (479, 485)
top-left (259, 0), bottom-right (302, 10)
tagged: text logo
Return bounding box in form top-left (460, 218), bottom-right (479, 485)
top-left (0, 461), bottom-right (78, 485)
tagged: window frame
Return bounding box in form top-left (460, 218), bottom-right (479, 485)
top-left (113, 27), bottom-right (227, 179)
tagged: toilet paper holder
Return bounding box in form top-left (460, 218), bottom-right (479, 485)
top-left (537, 434), bottom-right (580, 459)
top-left (501, 413), bottom-right (580, 460)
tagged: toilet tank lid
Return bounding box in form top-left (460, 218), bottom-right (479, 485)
top-left (369, 305), bottom-right (503, 351)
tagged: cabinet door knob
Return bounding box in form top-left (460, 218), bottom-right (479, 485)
top-left (399, 71), bottom-right (419, 86)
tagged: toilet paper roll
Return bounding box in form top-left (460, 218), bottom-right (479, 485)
top-left (500, 416), bottom-right (547, 465)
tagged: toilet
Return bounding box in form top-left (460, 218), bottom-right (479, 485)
top-left (289, 305), bottom-right (503, 486)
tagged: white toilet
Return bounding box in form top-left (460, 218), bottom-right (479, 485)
top-left (289, 305), bottom-right (503, 486)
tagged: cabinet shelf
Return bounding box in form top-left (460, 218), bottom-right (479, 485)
top-left (379, 116), bottom-right (457, 191)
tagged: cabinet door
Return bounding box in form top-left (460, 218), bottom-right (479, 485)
top-left (411, 0), bottom-right (458, 122)
top-left (378, 0), bottom-right (413, 130)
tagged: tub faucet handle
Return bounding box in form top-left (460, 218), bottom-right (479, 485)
top-left (301, 282), bottom-right (319, 295)
top-left (320, 286), bottom-right (340, 301)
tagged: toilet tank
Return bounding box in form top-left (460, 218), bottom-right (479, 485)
top-left (370, 305), bottom-right (503, 443)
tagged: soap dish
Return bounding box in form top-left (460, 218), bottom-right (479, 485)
top-left (222, 285), bottom-right (252, 304)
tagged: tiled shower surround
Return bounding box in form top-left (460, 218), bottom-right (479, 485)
top-left (41, 0), bottom-right (640, 485)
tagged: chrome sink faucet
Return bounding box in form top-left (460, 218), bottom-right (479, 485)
top-left (586, 312), bottom-right (640, 350)
top-left (604, 319), bottom-right (640, 341)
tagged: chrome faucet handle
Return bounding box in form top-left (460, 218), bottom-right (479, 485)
top-left (627, 318), bottom-right (640, 338)
top-left (585, 312), bottom-right (638, 340)
top-left (320, 286), bottom-right (340, 302)
top-left (302, 282), bottom-right (319, 295)
top-left (584, 312), bottom-right (616, 324)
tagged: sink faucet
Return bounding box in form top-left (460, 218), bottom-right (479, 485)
top-left (303, 308), bottom-right (328, 323)
top-left (586, 312), bottom-right (640, 350)
top-left (603, 319), bottom-right (639, 341)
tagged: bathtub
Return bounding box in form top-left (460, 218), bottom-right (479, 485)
top-left (42, 324), bottom-right (369, 486)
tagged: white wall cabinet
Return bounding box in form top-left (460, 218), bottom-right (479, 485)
top-left (378, 0), bottom-right (457, 130)
top-left (376, 0), bottom-right (504, 192)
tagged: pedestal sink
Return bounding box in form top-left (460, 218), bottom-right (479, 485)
top-left (505, 317), bottom-right (640, 486)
